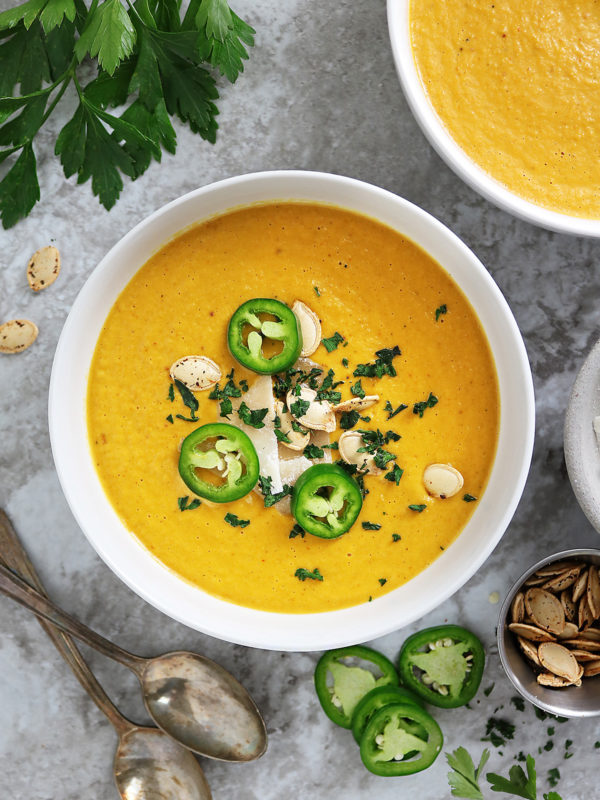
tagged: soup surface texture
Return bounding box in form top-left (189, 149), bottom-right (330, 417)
top-left (410, 0), bottom-right (600, 219)
top-left (87, 203), bottom-right (499, 613)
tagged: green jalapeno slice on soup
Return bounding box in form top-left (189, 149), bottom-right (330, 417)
top-left (178, 423), bottom-right (260, 502)
top-left (227, 298), bottom-right (302, 374)
top-left (292, 464), bottom-right (363, 539)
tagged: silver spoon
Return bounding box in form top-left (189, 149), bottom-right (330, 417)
top-left (0, 517), bottom-right (267, 763)
top-left (0, 509), bottom-right (211, 800)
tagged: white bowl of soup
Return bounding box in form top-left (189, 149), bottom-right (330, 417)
top-left (388, 0), bottom-right (600, 236)
top-left (49, 170), bottom-right (534, 651)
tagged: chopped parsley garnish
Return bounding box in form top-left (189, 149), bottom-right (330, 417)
top-left (385, 430), bottom-right (401, 442)
top-left (373, 449), bottom-right (396, 469)
top-left (314, 286), bottom-right (321, 297)
top-left (342, 357), bottom-right (349, 368)
top-left (322, 331), bottom-right (345, 352)
top-left (219, 397), bottom-right (233, 418)
top-left (174, 379), bottom-right (199, 421)
top-left (392, 533), bottom-right (401, 542)
top-left (224, 513), bottom-right (250, 528)
top-left (463, 494), bottom-right (477, 502)
top-left (258, 475), bottom-right (293, 507)
top-left (295, 567), bottom-right (323, 582)
top-left (351, 379), bottom-right (366, 399)
top-left (547, 767), bottom-right (560, 788)
top-left (384, 400), bottom-right (408, 419)
top-left (289, 524), bottom-right (305, 539)
top-left (178, 496), bottom-right (201, 511)
top-left (408, 504), bottom-right (427, 512)
top-left (209, 371), bottom-right (243, 401)
top-left (483, 684), bottom-right (495, 697)
top-left (544, 741), bottom-right (554, 752)
top-left (353, 345), bottom-right (401, 379)
top-left (340, 410), bottom-right (360, 429)
top-left (316, 369), bottom-right (343, 402)
top-left (482, 717), bottom-right (515, 749)
top-left (385, 464), bottom-right (404, 485)
top-left (273, 365), bottom-right (323, 399)
top-left (168, 383), bottom-right (175, 402)
top-left (595, 741), bottom-right (600, 749)
top-left (166, 414), bottom-right (174, 424)
top-left (511, 696), bottom-right (525, 712)
top-left (362, 521), bottom-right (381, 530)
top-left (304, 443), bottom-right (325, 459)
top-left (237, 402), bottom-right (269, 429)
top-left (273, 414), bottom-right (292, 444)
top-left (563, 741), bottom-right (572, 759)
top-left (290, 398), bottom-right (310, 419)
top-left (413, 392), bottom-right (438, 417)
top-left (378, 578), bottom-right (387, 586)
top-left (435, 304), bottom-right (447, 322)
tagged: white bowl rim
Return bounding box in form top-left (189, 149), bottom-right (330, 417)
top-left (386, 0), bottom-right (600, 238)
top-left (49, 169), bottom-right (535, 651)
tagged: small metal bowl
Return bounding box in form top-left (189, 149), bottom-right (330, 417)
top-left (498, 548), bottom-right (600, 718)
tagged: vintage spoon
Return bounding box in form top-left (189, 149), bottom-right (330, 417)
top-left (0, 510), bottom-right (211, 800)
top-left (0, 521), bottom-right (267, 763)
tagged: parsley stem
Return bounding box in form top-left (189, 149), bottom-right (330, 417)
top-left (38, 68), bottom-right (76, 131)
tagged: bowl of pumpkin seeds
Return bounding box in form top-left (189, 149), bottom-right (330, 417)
top-left (498, 549), bottom-right (600, 717)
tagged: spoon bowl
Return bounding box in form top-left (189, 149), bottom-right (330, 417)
top-left (142, 651), bottom-right (267, 761)
top-left (116, 728), bottom-right (212, 800)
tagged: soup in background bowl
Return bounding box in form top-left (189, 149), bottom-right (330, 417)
top-left (387, 0), bottom-right (600, 237)
top-left (49, 171), bottom-right (534, 651)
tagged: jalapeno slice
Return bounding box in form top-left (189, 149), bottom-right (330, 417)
top-left (398, 624), bottom-right (485, 708)
top-left (359, 702), bottom-right (443, 776)
top-left (227, 298), bottom-right (302, 374)
top-left (178, 422), bottom-right (259, 503)
top-left (314, 645), bottom-right (399, 729)
top-left (291, 464), bottom-right (363, 539)
top-left (351, 685), bottom-right (425, 744)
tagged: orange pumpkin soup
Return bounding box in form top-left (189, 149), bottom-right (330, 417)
top-left (87, 203), bottom-right (499, 613)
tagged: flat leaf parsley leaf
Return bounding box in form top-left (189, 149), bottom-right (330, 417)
top-left (353, 345), bottom-right (401, 379)
top-left (486, 753), bottom-right (537, 800)
top-left (0, 0), bottom-right (255, 228)
top-left (446, 746), bottom-right (489, 800)
top-left (237, 402), bottom-right (268, 429)
top-left (435, 303), bottom-right (448, 321)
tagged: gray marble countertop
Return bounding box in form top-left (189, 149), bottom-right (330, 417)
top-left (2, 1), bottom-right (600, 798)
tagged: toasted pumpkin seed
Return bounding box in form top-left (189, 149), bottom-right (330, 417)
top-left (292, 300), bottom-right (321, 357)
top-left (333, 395), bottom-right (380, 414)
top-left (572, 568), bottom-right (589, 602)
top-left (422, 463), bottom-right (464, 499)
top-left (338, 430), bottom-right (382, 475)
top-left (0, 319), bottom-right (38, 354)
top-left (511, 592), bottom-right (525, 624)
top-left (542, 566), bottom-right (582, 593)
top-left (538, 642), bottom-right (581, 682)
top-left (27, 245), bottom-right (60, 292)
top-left (524, 588), bottom-right (565, 635)
top-left (558, 621), bottom-right (579, 640)
top-left (587, 567), bottom-right (600, 618)
top-left (508, 622), bottom-right (556, 642)
top-left (287, 385), bottom-right (336, 433)
top-left (579, 595), bottom-right (595, 630)
top-left (537, 672), bottom-right (579, 688)
top-left (516, 635), bottom-right (542, 667)
top-left (561, 589), bottom-right (578, 623)
top-left (275, 399), bottom-right (310, 451)
top-left (170, 355), bottom-right (221, 391)
top-left (583, 659), bottom-right (600, 677)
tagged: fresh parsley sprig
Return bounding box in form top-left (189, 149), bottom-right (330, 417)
top-left (0, 0), bottom-right (255, 228)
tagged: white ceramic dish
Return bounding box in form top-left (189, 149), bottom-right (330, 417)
top-left (49, 170), bottom-right (535, 652)
top-left (564, 337), bottom-right (600, 533)
top-left (387, 0), bottom-right (600, 237)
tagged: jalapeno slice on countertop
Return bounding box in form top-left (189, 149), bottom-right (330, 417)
top-left (227, 298), bottom-right (302, 374)
top-left (351, 685), bottom-right (425, 744)
top-left (291, 464), bottom-right (363, 539)
top-left (398, 624), bottom-right (485, 708)
top-left (178, 422), bottom-right (260, 503)
top-left (359, 702), bottom-right (443, 776)
top-left (314, 645), bottom-right (399, 729)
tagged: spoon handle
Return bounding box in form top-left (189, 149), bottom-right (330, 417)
top-left (0, 545), bottom-right (142, 674)
top-left (0, 510), bottom-right (133, 734)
